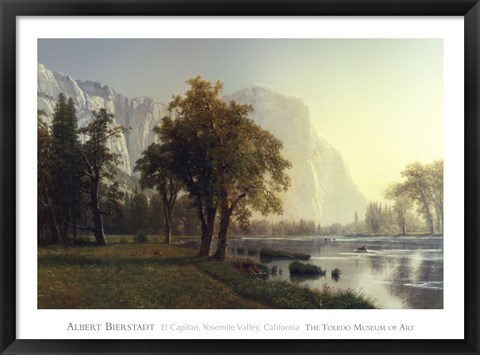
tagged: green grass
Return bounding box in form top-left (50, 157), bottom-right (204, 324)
top-left (133, 230), bottom-right (148, 243)
top-left (198, 258), bottom-right (374, 309)
top-left (38, 239), bottom-right (375, 309)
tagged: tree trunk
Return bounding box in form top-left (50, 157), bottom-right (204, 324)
top-left (72, 223), bottom-right (78, 243)
top-left (213, 210), bottom-right (231, 261)
top-left (398, 209), bottom-right (407, 236)
top-left (424, 208), bottom-right (435, 235)
top-left (198, 206), bottom-right (216, 257)
top-left (48, 211), bottom-right (61, 243)
top-left (43, 188), bottom-right (61, 243)
top-left (213, 192), bottom-right (246, 261)
top-left (434, 207), bottom-right (443, 235)
top-left (92, 207), bottom-right (107, 245)
top-left (91, 181), bottom-right (107, 246)
top-left (60, 217), bottom-right (70, 244)
top-left (436, 205), bottom-right (443, 234)
top-left (163, 212), bottom-right (172, 245)
top-left (419, 193), bottom-right (435, 235)
top-left (162, 191), bottom-right (173, 245)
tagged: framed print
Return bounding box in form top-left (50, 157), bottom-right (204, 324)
top-left (1, 1), bottom-right (479, 354)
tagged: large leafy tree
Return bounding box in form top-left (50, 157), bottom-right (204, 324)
top-left (211, 100), bottom-right (291, 260)
top-left (147, 193), bottom-right (166, 234)
top-left (173, 195), bottom-right (201, 236)
top-left (384, 160), bottom-right (443, 235)
top-left (158, 78), bottom-right (223, 256)
top-left (425, 160), bottom-right (443, 233)
top-left (126, 190), bottom-right (150, 234)
top-left (135, 143), bottom-right (181, 245)
top-left (158, 76), bottom-right (291, 259)
top-left (78, 108), bottom-right (128, 245)
top-left (401, 161), bottom-right (439, 234)
top-left (384, 183), bottom-right (413, 235)
top-left (402, 160), bottom-right (443, 234)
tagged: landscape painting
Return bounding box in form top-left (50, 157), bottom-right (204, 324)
top-left (37, 39), bottom-right (443, 310)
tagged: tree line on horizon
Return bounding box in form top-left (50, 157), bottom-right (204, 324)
top-left (38, 77), bottom-right (291, 260)
top-left (353, 160), bottom-right (443, 236)
top-left (230, 159), bottom-right (444, 238)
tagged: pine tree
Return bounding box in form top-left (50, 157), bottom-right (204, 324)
top-left (38, 111), bottom-right (61, 244)
top-left (51, 94), bottom-right (83, 243)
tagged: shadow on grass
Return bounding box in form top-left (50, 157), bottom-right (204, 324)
top-left (38, 254), bottom-right (198, 268)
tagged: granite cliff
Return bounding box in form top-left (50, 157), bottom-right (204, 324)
top-left (38, 64), bottom-right (367, 224)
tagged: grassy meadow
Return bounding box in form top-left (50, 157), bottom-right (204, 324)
top-left (38, 236), bottom-right (375, 309)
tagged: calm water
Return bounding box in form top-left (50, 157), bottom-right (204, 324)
top-left (230, 236), bottom-right (443, 309)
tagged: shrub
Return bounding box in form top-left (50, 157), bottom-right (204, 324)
top-left (255, 263), bottom-right (270, 276)
top-left (260, 247), bottom-right (288, 258)
top-left (259, 247), bottom-right (310, 260)
top-left (331, 268), bottom-right (342, 280)
top-left (237, 247), bottom-right (246, 255)
top-left (70, 236), bottom-right (93, 246)
top-left (271, 266), bottom-right (278, 275)
top-left (134, 230), bottom-right (148, 244)
top-left (247, 248), bottom-right (258, 256)
top-left (289, 261), bottom-right (326, 276)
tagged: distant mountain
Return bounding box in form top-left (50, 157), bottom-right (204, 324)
top-left (225, 86), bottom-right (367, 224)
top-left (38, 64), bottom-right (170, 174)
top-left (38, 64), bottom-right (367, 224)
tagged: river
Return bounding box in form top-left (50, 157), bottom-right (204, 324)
top-left (230, 235), bottom-right (443, 309)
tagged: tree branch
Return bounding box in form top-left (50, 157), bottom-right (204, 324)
top-left (99, 208), bottom-right (111, 215)
top-left (228, 192), bottom-right (247, 215)
top-left (82, 154), bottom-right (93, 177)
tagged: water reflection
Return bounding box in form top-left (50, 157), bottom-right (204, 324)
top-left (289, 274), bottom-right (324, 285)
top-left (368, 256), bottom-right (386, 275)
top-left (230, 236), bottom-right (443, 309)
top-left (385, 257), bottom-right (443, 309)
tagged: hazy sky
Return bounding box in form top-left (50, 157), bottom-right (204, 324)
top-left (38, 39), bottom-right (443, 202)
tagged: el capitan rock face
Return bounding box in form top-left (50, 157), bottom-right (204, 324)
top-left (225, 86), bottom-right (367, 225)
top-left (38, 65), bottom-right (367, 224)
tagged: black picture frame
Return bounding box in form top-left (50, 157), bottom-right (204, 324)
top-left (1, 1), bottom-right (479, 354)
